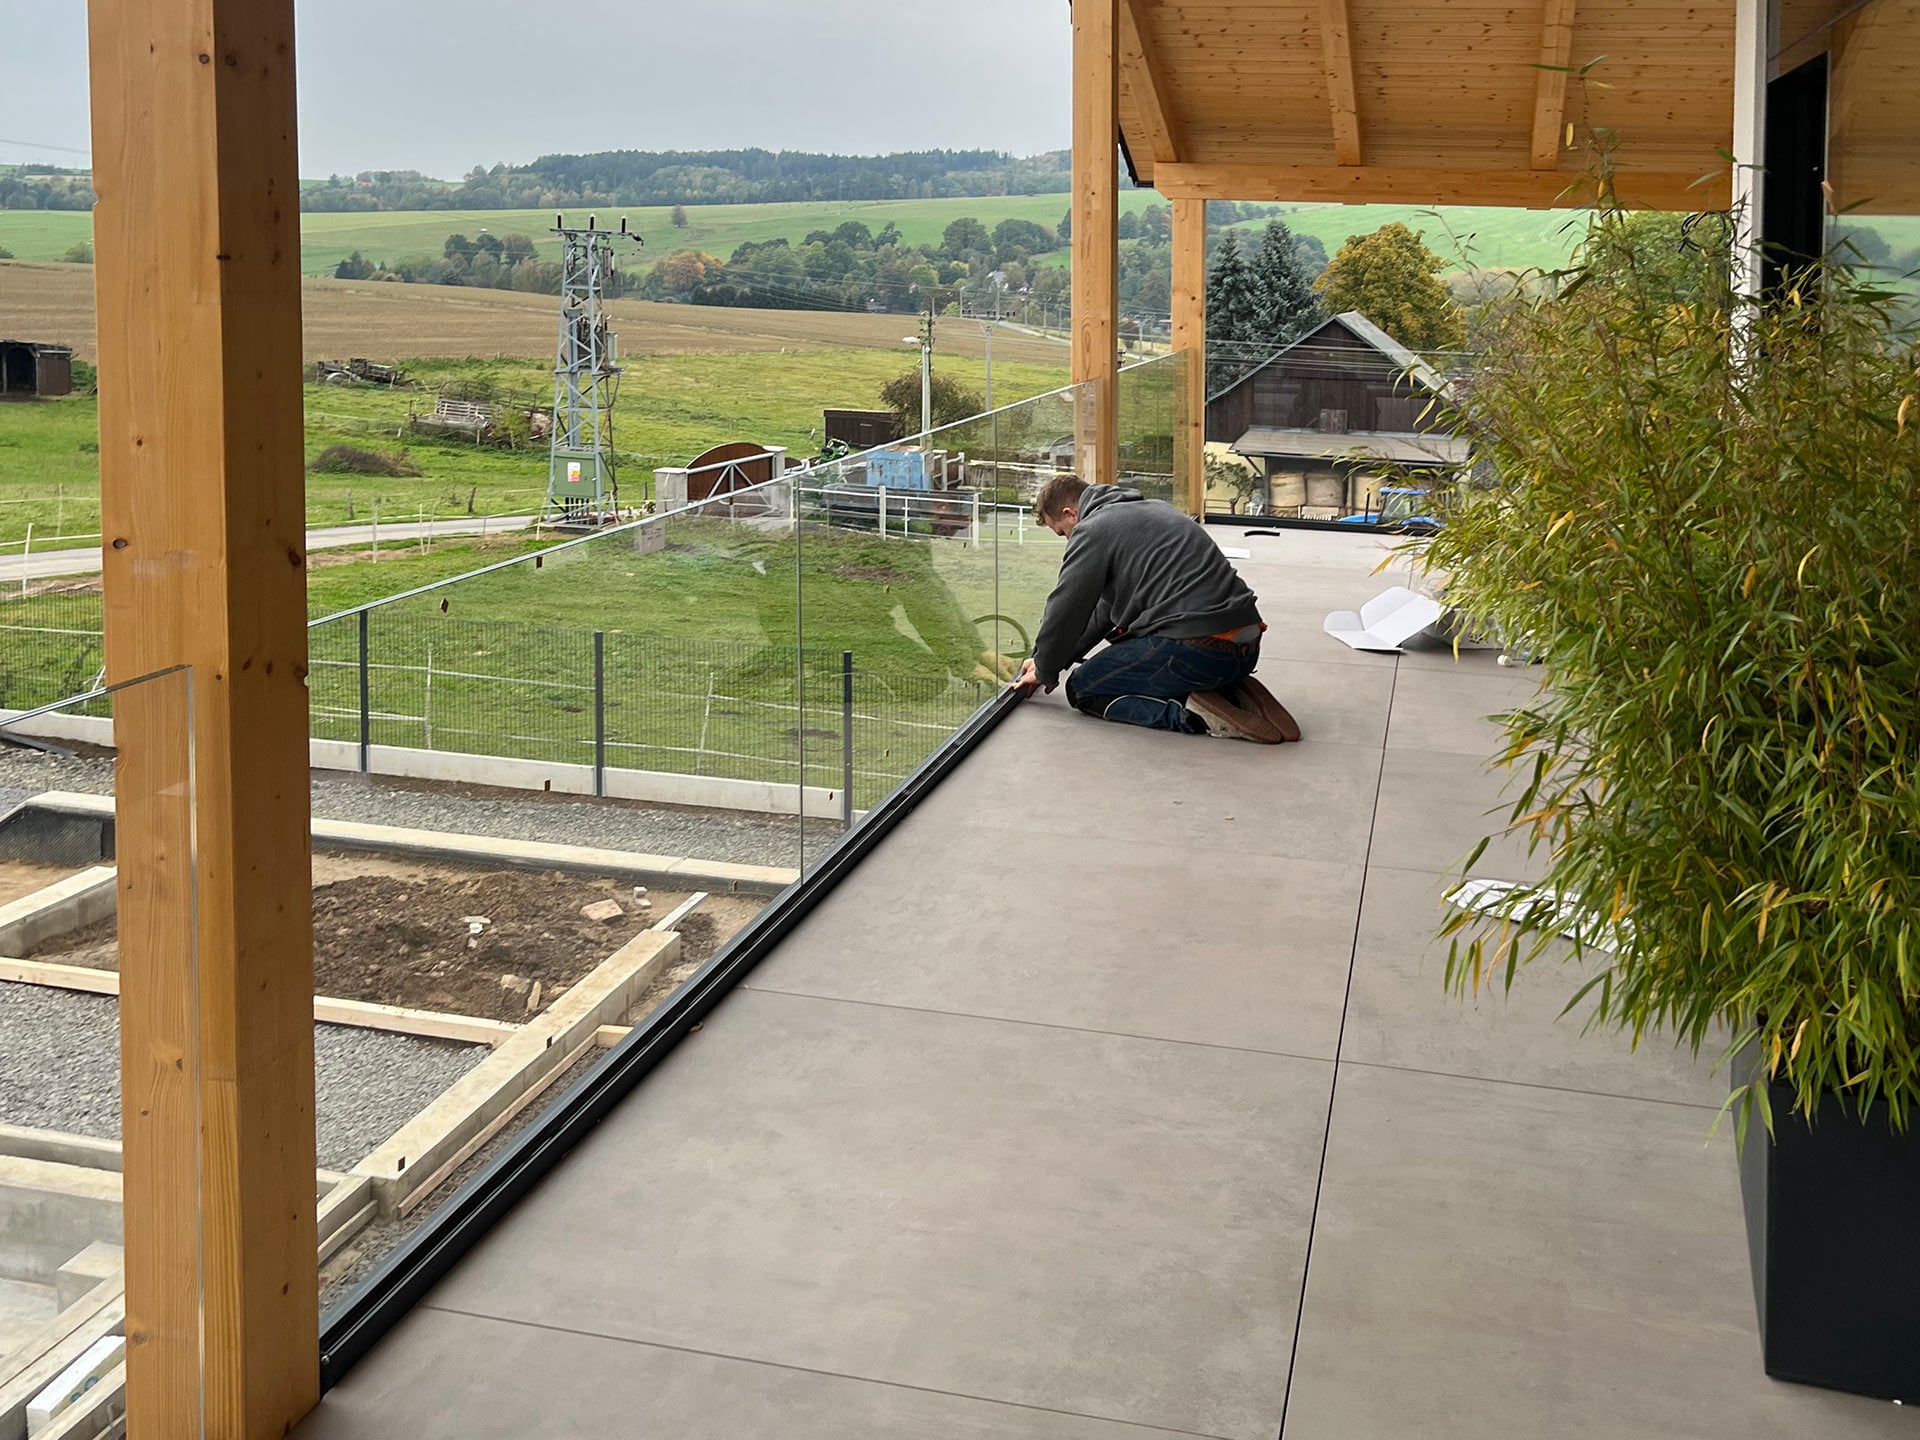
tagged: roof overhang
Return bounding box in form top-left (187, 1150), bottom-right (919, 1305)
top-left (1233, 428), bottom-right (1472, 466)
top-left (1113, 0), bottom-right (1753, 210)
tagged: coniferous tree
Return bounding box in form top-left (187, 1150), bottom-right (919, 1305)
top-left (1248, 219), bottom-right (1323, 347)
top-left (1205, 230), bottom-right (1263, 392)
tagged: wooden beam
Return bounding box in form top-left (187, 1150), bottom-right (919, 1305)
top-left (1318, 0), bottom-right (1364, 166)
top-left (1119, 0), bottom-right (1182, 169)
top-left (1073, 0), bottom-right (1121, 486)
top-left (87, 0), bottom-right (320, 1435)
top-left (1153, 162), bottom-right (1731, 212)
top-left (1531, 0), bottom-right (1579, 170)
top-left (1170, 198), bottom-right (1207, 517)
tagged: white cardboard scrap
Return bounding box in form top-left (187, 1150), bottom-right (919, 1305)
top-left (1221, 546), bottom-right (1251, 559)
top-left (1450, 878), bottom-right (1624, 952)
top-left (1322, 586), bottom-right (1445, 652)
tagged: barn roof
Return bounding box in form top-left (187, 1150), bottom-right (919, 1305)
top-left (1211, 312), bottom-right (1454, 408)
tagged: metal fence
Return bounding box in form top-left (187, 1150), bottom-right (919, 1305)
top-left (305, 613), bottom-right (989, 812)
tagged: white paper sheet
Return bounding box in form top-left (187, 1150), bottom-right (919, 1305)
top-left (1322, 586), bottom-right (1446, 652)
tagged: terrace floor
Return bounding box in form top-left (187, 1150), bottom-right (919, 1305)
top-left (296, 527), bottom-right (1911, 1439)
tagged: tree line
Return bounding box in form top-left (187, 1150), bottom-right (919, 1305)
top-left (0, 167), bottom-right (94, 211)
top-left (332, 230), bottom-right (576, 295)
top-left (298, 149), bottom-right (1082, 213)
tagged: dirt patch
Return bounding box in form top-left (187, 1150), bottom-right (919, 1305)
top-left (29, 852), bottom-right (763, 1022)
top-left (0, 262), bottom-right (1068, 369)
top-left (0, 860), bottom-right (80, 908)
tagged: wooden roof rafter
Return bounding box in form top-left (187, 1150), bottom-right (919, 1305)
top-left (1318, 0), bottom-right (1364, 166)
top-left (1531, 0), bottom-right (1580, 170)
top-left (1119, 0), bottom-right (1184, 172)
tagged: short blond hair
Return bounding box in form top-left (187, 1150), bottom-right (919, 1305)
top-left (1034, 473), bottom-right (1089, 523)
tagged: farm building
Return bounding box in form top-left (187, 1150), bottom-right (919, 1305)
top-left (1203, 312), bottom-right (1467, 518)
top-left (0, 340), bottom-right (74, 399)
top-left (822, 407), bottom-right (905, 452)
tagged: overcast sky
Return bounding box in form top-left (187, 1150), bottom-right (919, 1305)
top-left (0, 1), bottom-right (1073, 176)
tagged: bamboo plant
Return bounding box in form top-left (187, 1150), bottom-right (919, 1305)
top-left (1426, 202), bottom-right (1920, 1133)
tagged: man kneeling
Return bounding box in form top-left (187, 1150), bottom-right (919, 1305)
top-left (1009, 474), bottom-right (1300, 743)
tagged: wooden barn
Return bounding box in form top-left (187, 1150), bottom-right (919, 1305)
top-left (0, 340), bottom-right (74, 399)
top-left (1202, 312), bottom-right (1467, 518)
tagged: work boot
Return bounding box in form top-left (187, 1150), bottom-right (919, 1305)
top-left (1233, 675), bottom-right (1302, 743)
top-left (1186, 689), bottom-right (1289, 744)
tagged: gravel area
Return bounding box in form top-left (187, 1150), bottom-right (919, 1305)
top-left (0, 747), bottom-right (826, 871)
top-left (0, 981), bottom-right (486, 1170)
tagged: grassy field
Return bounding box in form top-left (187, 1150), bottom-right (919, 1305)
top-left (0, 349), bottom-right (1072, 539)
top-left (0, 194), bottom-right (1163, 276)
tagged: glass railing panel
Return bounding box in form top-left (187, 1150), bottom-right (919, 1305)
top-left (304, 480), bottom-right (804, 1320)
top-left (788, 382), bottom-right (1095, 866)
top-left (1826, 0), bottom-right (1919, 331)
top-left (1115, 352), bottom-right (1183, 506)
top-left (0, 666), bottom-right (203, 1440)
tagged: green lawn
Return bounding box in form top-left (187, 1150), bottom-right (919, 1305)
top-left (0, 351), bottom-right (1071, 540)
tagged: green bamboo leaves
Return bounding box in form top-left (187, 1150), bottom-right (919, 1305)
top-left (1428, 199), bottom-right (1920, 1132)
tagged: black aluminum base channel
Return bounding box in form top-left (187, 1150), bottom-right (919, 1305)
top-left (317, 688), bottom-right (1025, 1389)
top-left (1201, 513), bottom-right (1434, 536)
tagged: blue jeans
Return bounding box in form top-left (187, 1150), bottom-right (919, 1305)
top-left (1063, 634), bottom-right (1259, 734)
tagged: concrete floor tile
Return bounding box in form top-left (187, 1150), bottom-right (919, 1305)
top-left (1367, 746), bottom-right (1547, 882)
top-left (749, 819), bottom-right (1361, 1057)
top-left (915, 702), bottom-right (1383, 868)
top-left (1281, 1065), bottom-right (1912, 1440)
top-left (1384, 667), bottom-right (1545, 758)
top-left (1251, 654), bottom-right (1395, 751)
top-left (297, 1308), bottom-right (1213, 1440)
top-left (1341, 865), bottom-right (1726, 1107)
top-left (430, 990), bottom-right (1332, 1440)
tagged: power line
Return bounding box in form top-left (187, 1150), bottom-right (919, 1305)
top-left (0, 138), bottom-right (91, 159)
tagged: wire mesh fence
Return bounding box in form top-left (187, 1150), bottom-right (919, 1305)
top-left (0, 591), bottom-right (106, 711)
top-left (303, 612), bottom-right (991, 808)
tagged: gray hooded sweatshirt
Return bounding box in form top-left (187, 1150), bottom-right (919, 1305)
top-left (1030, 486), bottom-right (1263, 686)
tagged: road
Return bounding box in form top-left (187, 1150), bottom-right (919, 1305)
top-left (0, 515), bottom-right (540, 583)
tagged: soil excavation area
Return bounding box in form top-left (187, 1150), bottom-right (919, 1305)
top-left (29, 851), bottom-right (763, 1023)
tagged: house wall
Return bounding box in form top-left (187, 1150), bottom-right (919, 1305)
top-left (1205, 323), bottom-right (1448, 443)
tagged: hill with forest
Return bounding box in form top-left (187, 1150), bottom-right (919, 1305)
top-left (297, 149), bottom-right (1084, 213)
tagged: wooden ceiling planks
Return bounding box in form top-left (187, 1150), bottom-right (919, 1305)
top-left (1827, 0), bottom-right (1920, 214)
top-left (1120, 0), bottom-right (1738, 206)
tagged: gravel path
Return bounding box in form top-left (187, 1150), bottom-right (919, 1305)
top-left (0, 981), bottom-right (486, 1170)
top-left (0, 749), bottom-right (820, 870)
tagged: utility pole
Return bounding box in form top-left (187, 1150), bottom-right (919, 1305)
top-left (920, 294), bottom-right (935, 440)
top-left (978, 319), bottom-right (994, 415)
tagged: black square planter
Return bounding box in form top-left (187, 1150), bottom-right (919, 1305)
top-left (1738, 1068), bottom-right (1920, 1401)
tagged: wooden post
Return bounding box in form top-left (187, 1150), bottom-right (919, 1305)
top-left (1072, 0), bottom-right (1120, 486)
top-left (88, 2), bottom-right (320, 1437)
top-left (1171, 198), bottom-right (1208, 516)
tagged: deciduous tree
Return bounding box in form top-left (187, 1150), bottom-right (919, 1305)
top-left (1315, 223), bottom-right (1464, 353)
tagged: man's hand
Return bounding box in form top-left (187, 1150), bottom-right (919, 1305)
top-left (1008, 657), bottom-right (1052, 697)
